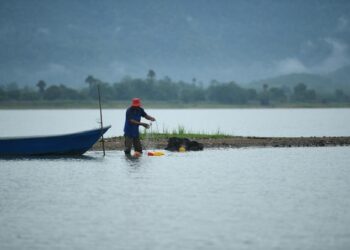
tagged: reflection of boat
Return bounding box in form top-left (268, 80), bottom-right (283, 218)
top-left (0, 126), bottom-right (111, 157)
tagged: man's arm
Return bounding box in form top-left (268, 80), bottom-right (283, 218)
top-left (129, 119), bottom-right (150, 128)
top-left (141, 108), bottom-right (155, 122)
top-left (145, 115), bottom-right (156, 121)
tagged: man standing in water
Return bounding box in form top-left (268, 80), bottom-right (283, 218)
top-left (123, 98), bottom-right (156, 156)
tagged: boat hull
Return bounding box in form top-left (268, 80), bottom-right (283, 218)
top-left (0, 126), bottom-right (111, 157)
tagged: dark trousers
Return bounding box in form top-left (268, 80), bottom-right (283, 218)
top-left (124, 136), bottom-right (142, 154)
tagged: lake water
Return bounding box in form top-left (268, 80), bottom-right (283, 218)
top-left (1, 109), bottom-right (350, 249)
top-left (0, 108), bottom-right (350, 137)
top-left (1, 147), bottom-right (350, 250)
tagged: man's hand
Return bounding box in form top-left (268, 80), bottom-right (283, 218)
top-left (142, 123), bottom-right (150, 129)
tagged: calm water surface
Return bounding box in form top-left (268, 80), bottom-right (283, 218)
top-left (1, 147), bottom-right (350, 250)
top-left (0, 108), bottom-right (350, 137)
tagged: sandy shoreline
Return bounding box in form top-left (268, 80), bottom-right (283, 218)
top-left (91, 136), bottom-right (350, 151)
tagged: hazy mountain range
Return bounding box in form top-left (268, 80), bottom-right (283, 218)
top-left (1, 0), bottom-right (350, 89)
top-left (248, 65), bottom-right (350, 94)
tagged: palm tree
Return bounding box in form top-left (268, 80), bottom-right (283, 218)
top-left (85, 75), bottom-right (104, 99)
top-left (147, 69), bottom-right (156, 81)
top-left (36, 80), bottom-right (46, 95)
top-left (85, 75), bottom-right (96, 90)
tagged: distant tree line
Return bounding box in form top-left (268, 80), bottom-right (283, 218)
top-left (0, 70), bottom-right (349, 105)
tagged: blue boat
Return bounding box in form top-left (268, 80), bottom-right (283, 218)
top-left (0, 126), bottom-right (111, 157)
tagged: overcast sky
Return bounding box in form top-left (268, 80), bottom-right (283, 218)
top-left (1, 0), bottom-right (350, 86)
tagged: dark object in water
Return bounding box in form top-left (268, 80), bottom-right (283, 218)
top-left (165, 137), bottom-right (204, 151)
top-left (0, 126), bottom-right (111, 157)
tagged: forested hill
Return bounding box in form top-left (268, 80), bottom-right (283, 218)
top-left (327, 65), bottom-right (350, 90)
top-left (247, 65), bottom-right (350, 94)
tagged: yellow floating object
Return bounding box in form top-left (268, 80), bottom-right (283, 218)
top-left (179, 146), bottom-right (186, 152)
top-left (147, 151), bottom-right (165, 156)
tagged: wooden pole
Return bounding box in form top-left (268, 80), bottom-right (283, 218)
top-left (97, 84), bottom-right (106, 156)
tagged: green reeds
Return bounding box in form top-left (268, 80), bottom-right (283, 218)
top-left (141, 125), bottom-right (232, 140)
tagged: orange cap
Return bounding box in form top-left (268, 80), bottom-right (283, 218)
top-left (131, 98), bottom-right (141, 107)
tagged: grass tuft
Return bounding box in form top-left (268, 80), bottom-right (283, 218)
top-left (140, 125), bottom-right (232, 140)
